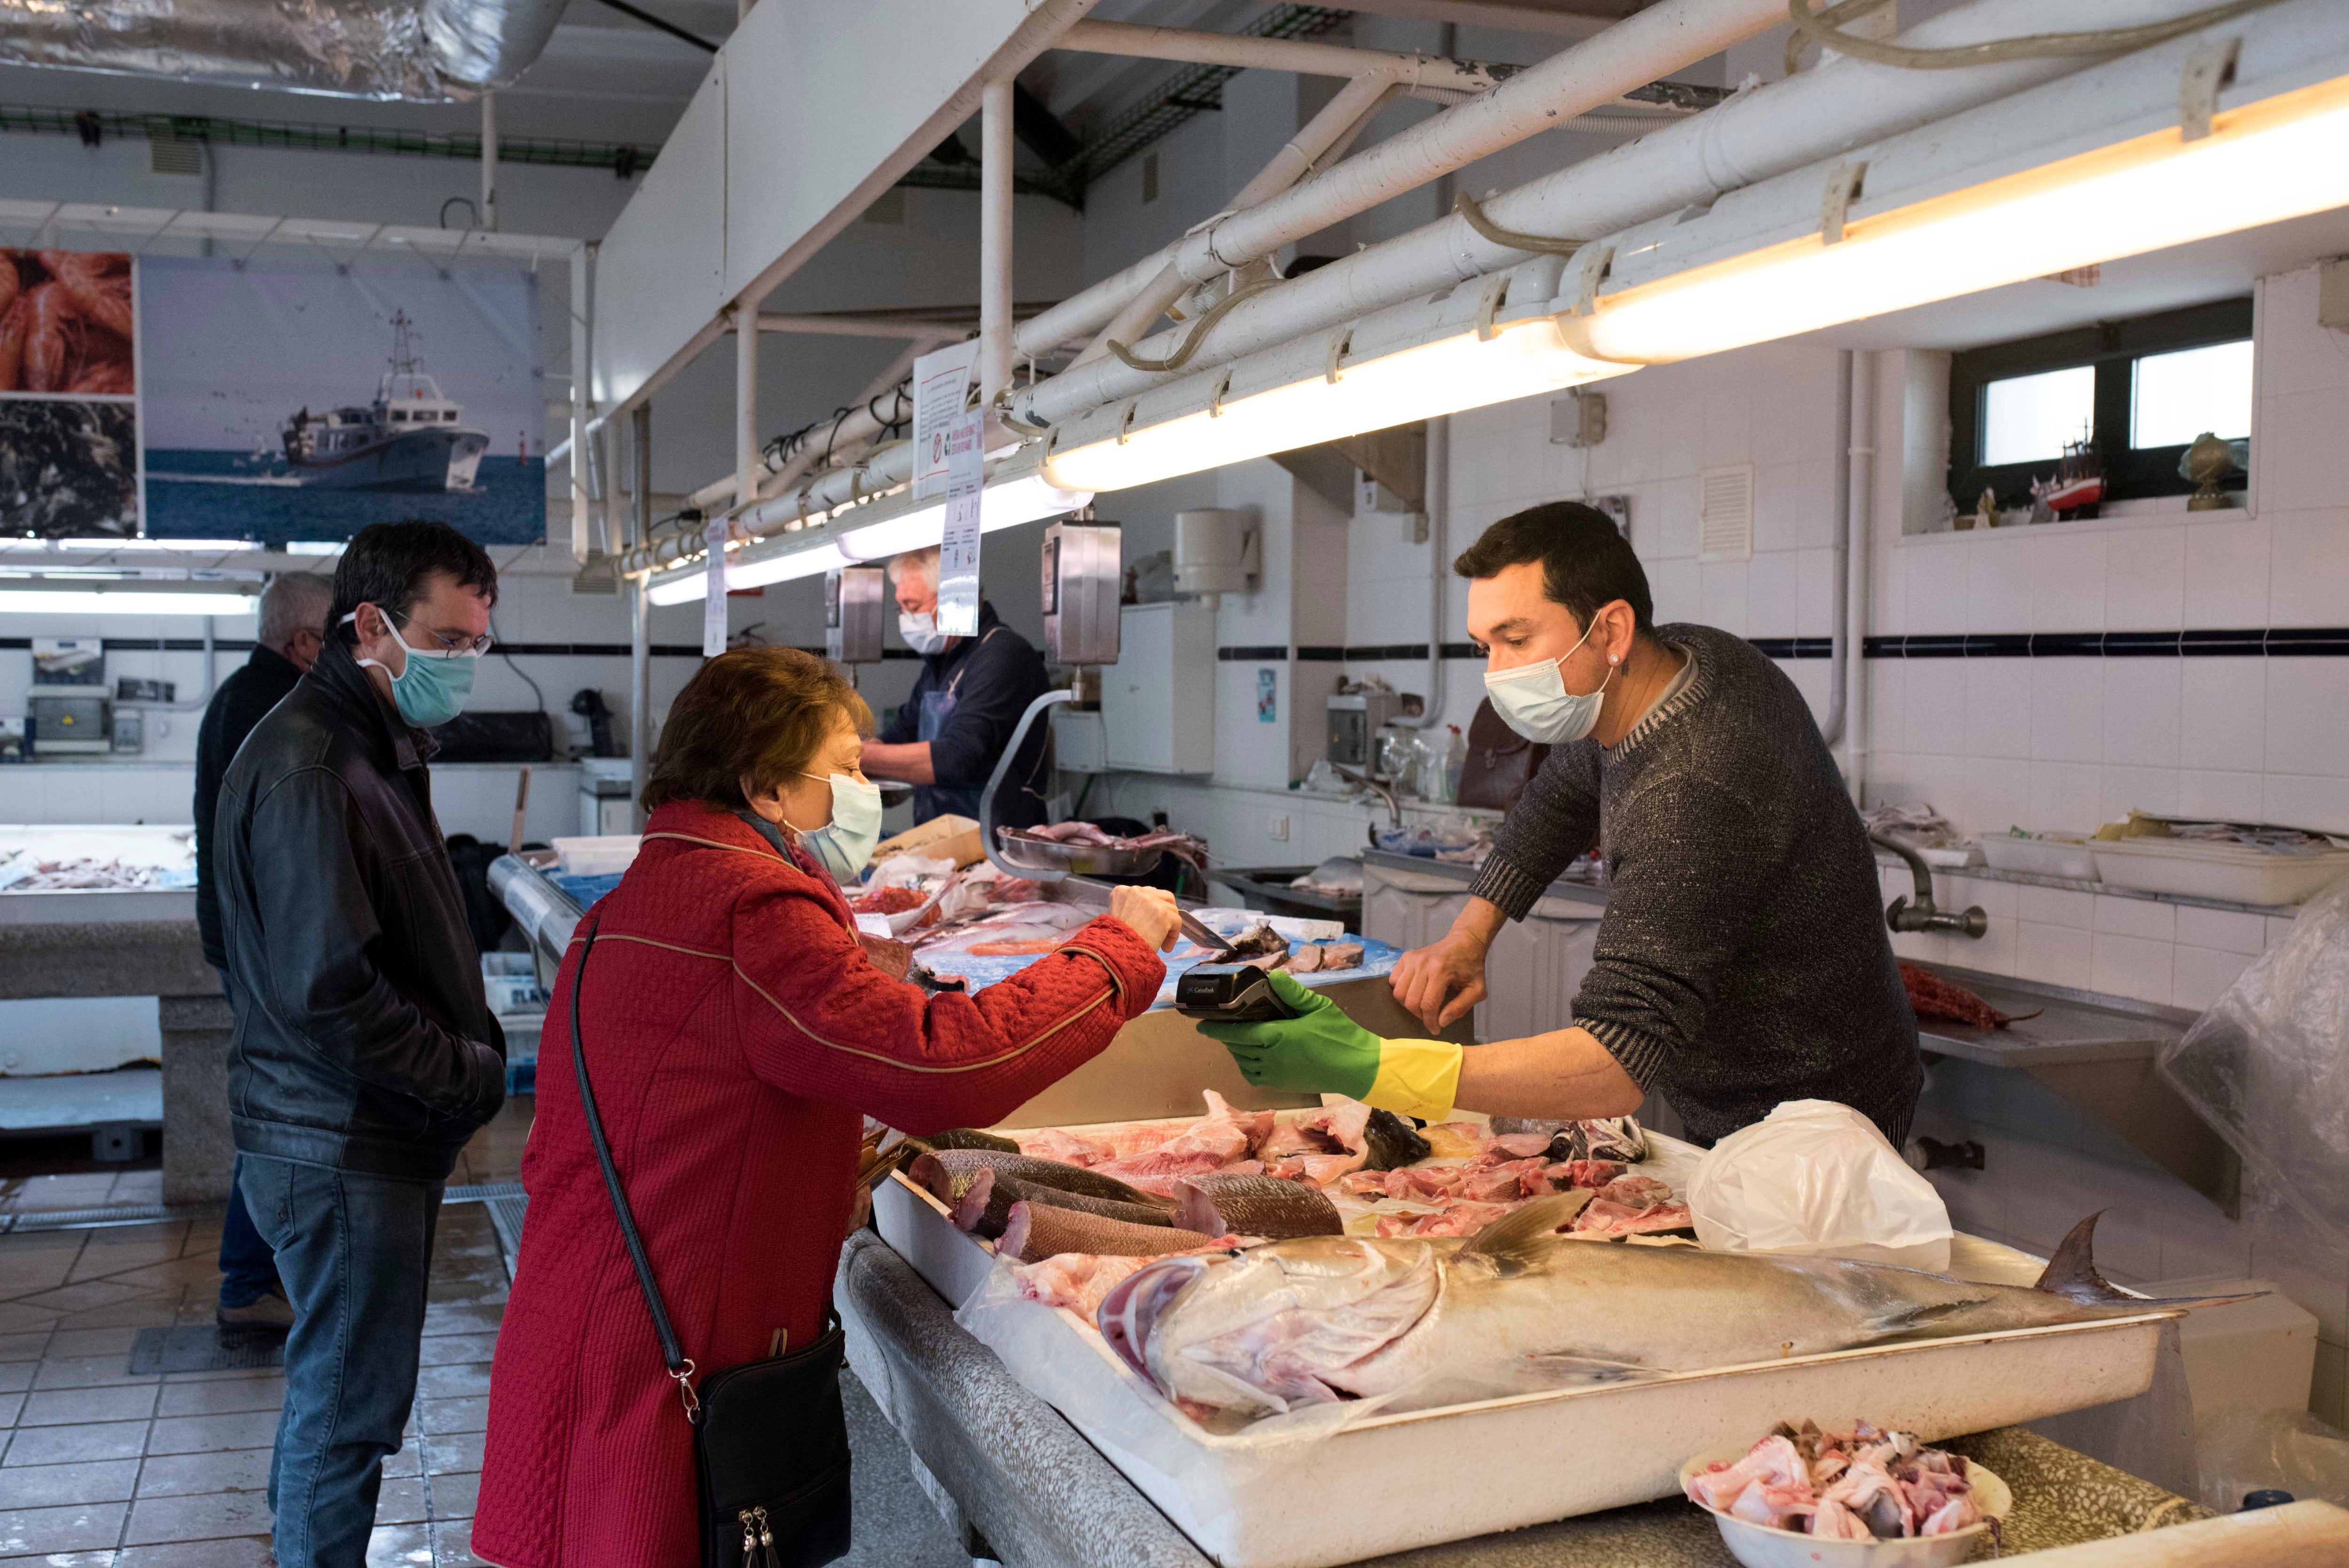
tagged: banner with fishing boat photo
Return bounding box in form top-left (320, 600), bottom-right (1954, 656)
top-left (138, 252), bottom-right (545, 546)
top-left (0, 248), bottom-right (141, 537)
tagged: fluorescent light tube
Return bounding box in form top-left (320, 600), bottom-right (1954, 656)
top-left (1570, 73), bottom-right (2349, 365)
top-left (838, 474), bottom-right (1093, 561)
top-left (0, 590), bottom-right (257, 617)
top-left (51, 538), bottom-right (253, 552)
top-left (643, 474), bottom-right (1091, 606)
top-left (1041, 318), bottom-right (1626, 493)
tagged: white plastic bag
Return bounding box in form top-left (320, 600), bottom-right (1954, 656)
top-left (1689, 1099), bottom-right (1954, 1271)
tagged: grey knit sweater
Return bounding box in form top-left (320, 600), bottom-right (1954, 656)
top-left (1467, 624), bottom-right (1921, 1147)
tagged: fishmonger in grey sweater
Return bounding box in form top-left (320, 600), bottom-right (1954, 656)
top-left (1399, 503), bottom-right (1921, 1148)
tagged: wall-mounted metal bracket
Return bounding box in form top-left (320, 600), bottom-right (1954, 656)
top-left (1821, 160), bottom-right (1867, 245)
top-left (2180, 36), bottom-right (2241, 142)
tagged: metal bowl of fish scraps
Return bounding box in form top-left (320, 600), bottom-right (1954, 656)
top-left (994, 824), bottom-right (1166, 878)
top-left (1679, 1422), bottom-right (2010, 1568)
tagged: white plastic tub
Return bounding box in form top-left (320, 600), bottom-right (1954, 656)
top-left (551, 834), bottom-right (641, 877)
top-left (873, 1119), bottom-right (2174, 1568)
top-left (2091, 838), bottom-right (2349, 906)
top-left (1980, 832), bottom-right (2098, 881)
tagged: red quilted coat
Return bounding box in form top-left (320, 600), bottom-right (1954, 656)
top-left (472, 801), bottom-right (1164, 1568)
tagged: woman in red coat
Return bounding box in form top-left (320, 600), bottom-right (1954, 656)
top-left (473, 648), bottom-right (1177, 1568)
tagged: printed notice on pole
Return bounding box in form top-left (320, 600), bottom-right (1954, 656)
top-left (702, 516), bottom-right (729, 657)
top-left (911, 340), bottom-right (980, 501)
top-left (935, 410), bottom-right (985, 637)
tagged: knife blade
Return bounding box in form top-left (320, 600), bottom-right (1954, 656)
top-left (1178, 909), bottom-right (1237, 955)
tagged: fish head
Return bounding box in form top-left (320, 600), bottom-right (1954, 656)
top-left (1102, 1239), bottom-right (1444, 1417)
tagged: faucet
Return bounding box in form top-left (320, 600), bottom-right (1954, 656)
top-left (1870, 832), bottom-right (1988, 938)
top-left (1334, 764), bottom-right (1403, 841)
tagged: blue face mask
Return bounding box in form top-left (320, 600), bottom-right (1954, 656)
top-left (1482, 618), bottom-right (1615, 745)
top-left (347, 610), bottom-right (479, 730)
top-left (796, 770), bottom-right (885, 883)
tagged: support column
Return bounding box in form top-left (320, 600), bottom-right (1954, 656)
top-left (481, 92), bottom-right (500, 232)
top-left (977, 77), bottom-right (1015, 403)
top-left (735, 299), bottom-right (762, 519)
top-left (568, 245), bottom-right (594, 562)
top-left (631, 404), bottom-right (654, 825)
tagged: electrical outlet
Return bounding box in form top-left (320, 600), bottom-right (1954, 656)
top-left (1266, 814), bottom-right (1290, 842)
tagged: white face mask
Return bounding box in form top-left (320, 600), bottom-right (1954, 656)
top-left (899, 612), bottom-right (951, 656)
top-left (1482, 619), bottom-right (1616, 745)
top-left (794, 770), bottom-right (885, 882)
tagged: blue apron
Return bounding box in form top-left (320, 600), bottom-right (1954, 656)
top-left (918, 628), bottom-right (1002, 822)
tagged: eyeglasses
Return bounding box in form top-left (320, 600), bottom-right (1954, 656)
top-left (390, 609), bottom-right (494, 658)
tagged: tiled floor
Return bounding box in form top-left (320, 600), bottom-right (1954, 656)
top-left (0, 1097), bottom-right (966, 1567)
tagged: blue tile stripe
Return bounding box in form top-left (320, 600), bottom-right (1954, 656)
top-left (1855, 628), bottom-right (2349, 657)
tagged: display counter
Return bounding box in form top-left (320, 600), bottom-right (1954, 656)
top-left (840, 1230), bottom-right (2349, 1567)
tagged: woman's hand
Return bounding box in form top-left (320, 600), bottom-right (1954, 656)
top-left (1109, 885), bottom-right (1182, 953)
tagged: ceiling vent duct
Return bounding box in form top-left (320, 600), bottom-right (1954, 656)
top-left (0, 0), bottom-right (568, 101)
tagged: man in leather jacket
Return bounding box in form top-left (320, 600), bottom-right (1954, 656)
top-left (214, 520), bottom-right (508, 1568)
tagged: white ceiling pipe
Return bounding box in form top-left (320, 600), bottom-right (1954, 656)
top-left (754, 314), bottom-right (972, 340)
top-left (1072, 69), bottom-right (1399, 369)
top-left (1165, 0), bottom-right (1787, 287)
top-left (1017, 0), bottom-right (2246, 429)
top-left (979, 77), bottom-right (1018, 402)
top-left (1054, 19), bottom-right (1506, 91)
top-left (1012, 0), bottom-right (1781, 361)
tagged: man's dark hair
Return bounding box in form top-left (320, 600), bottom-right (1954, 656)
top-left (328, 520), bottom-right (499, 645)
top-left (1452, 501), bottom-right (1653, 636)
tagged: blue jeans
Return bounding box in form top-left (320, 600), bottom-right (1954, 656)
top-left (212, 968), bottom-right (280, 1310)
top-left (240, 1155), bottom-right (442, 1568)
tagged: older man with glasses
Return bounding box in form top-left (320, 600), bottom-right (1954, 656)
top-left (213, 519), bottom-right (509, 1568)
top-left (195, 569), bottom-right (334, 1335)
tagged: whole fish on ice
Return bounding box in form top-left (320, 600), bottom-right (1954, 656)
top-left (1098, 1200), bottom-right (2219, 1419)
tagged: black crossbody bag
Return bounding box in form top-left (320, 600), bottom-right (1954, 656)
top-left (569, 919), bottom-right (854, 1568)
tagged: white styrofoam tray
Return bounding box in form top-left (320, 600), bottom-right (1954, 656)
top-left (1978, 832), bottom-right (2098, 881)
top-left (873, 1127), bottom-right (2173, 1568)
top-left (2091, 837), bottom-right (2349, 906)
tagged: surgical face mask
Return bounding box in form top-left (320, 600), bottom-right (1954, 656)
top-left (794, 770), bottom-right (885, 883)
top-left (1482, 619), bottom-right (1615, 745)
top-left (899, 611), bottom-right (951, 656)
top-left (343, 610), bottom-right (479, 730)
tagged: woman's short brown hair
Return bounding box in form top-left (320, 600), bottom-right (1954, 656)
top-left (643, 648), bottom-right (873, 812)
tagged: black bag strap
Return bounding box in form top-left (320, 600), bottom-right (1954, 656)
top-left (568, 917), bottom-right (702, 1421)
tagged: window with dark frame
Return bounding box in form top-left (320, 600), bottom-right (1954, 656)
top-left (1946, 296), bottom-right (2253, 517)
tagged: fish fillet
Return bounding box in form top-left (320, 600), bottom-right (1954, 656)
top-left (1000, 1202), bottom-right (1217, 1263)
top-left (1173, 1174), bottom-right (1343, 1240)
top-left (912, 1149), bottom-right (1167, 1209)
top-left (933, 1165), bottom-right (1179, 1239)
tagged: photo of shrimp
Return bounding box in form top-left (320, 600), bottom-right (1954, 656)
top-left (0, 250), bottom-right (136, 398)
top-left (0, 401), bottom-right (139, 536)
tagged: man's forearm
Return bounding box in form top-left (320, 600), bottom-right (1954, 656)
top-left (1445, 895), bottom-right (1509, 950)
top-left (1452, 1024), bottom-right (1645, 1121)
top-left (862, 739), bottom-right (935, 785)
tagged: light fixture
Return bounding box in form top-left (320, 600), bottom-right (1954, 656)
top-left (642, 472), bottom-right (1091, 605)
top-left (0, 590), bottom-right (258, 617)
top-left (1042, 316), bottom-right (1626, 494)
top-left (1029, 9), bottom-right (2349, 497)
top-left (53, 537), bottom-right (255, 552)
top-left (1568, 50), bottom-right (2349, 364)
top-left (645, 541), bottom-right (851, 605)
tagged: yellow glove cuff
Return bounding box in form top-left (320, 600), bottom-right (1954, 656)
top-left (1362, 1039), bottom-right (1463, 1122)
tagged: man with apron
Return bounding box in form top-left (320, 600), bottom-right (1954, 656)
top-left (862, 544), bottom-right (1054, 828)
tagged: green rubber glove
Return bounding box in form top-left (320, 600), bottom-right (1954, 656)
top-left (1195, 971), bottom-right (1380, 1099)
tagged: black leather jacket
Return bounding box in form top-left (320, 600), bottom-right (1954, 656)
top-left (214, 638), bottom-right (506, 1178)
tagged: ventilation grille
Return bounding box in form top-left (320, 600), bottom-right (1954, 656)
top-left (1699, 464), bottom-right (1755, 562)
top-left (150, 135), bottom-right (203, 176)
